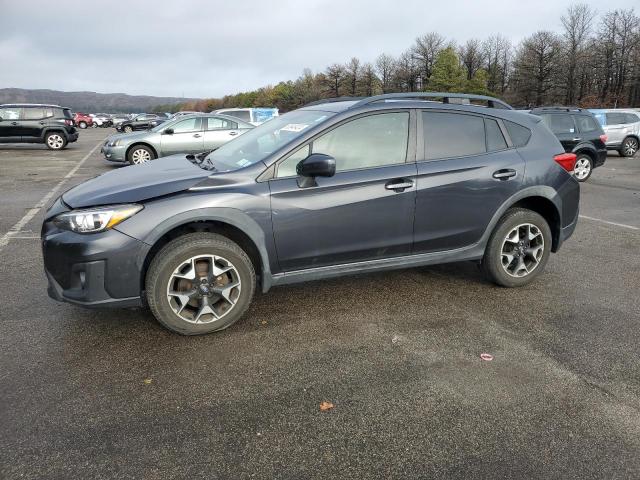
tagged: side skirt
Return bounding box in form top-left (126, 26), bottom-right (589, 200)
top-left (269, 245), bottom-right (484, 288)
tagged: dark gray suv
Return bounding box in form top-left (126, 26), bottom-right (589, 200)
top-left (41, 93), bottom-right (580, 335)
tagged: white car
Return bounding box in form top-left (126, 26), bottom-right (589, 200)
top-left (589, 109), bottom-right (640, 157)
top-left (212, 107), bottom-right (279, 126)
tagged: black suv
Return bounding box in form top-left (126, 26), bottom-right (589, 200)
top-left (0, 104), bottom-right (79, 150)
top-left (42, 93), bottom-right (580, 335)
top-left (530, 107), bottom-right (607, 182)
top-left (116, 114), bottom-right (166, 133)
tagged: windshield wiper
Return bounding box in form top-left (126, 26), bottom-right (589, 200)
top-left (186, 151), bottom-right (216, 171)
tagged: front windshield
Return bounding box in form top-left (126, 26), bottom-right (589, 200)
top-left (204, 109), bottom-right (333, 171)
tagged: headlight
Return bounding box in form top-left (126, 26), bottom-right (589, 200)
top-left (107, 139), bottom-right (121, 147)
top-left (53, 204), bottom-right (143, 234)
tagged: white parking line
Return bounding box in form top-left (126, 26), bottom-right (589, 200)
top-left (0, 139), bottom-right (105, 250)
top-left (579, 215), bottom-right (639, 231)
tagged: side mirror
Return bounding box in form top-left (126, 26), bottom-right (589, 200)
top-left (296, 153), bottom-right (336, 188)
top-left (164, 128), bottom-right (174, 135)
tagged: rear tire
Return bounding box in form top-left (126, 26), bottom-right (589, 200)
top-left (78, 121), bottom-right (87, 129)
top-left (45, 132), bottom-right (67, 150)
top-left (124, 125), bottom-right (133, 133)
top-left (481, 208), bottom-right (552, 288)
top-left (573, 154), bottom-right (593, 182)
top-left (146, 233), bottom-right (256, 335)
top-left (619, 137), bottom-right (638, 158)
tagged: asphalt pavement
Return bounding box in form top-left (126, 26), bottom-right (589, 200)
top-left (1, 128), bottom-right (639, 479)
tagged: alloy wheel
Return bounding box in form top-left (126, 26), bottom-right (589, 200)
top-left (131, 148), bottom-right (151, 164)
top-left (166, 254), bottom-right (241, 324)
top-left (47, 134), bottom-right (64, 149)
top-left (623, 138), bottom-right (638, 157)
top-left (574, 157), bottom-right (591, 180)
top-left (124, 126), bottom-right (133, 133)
top-left (500, 223), bottom-right (545, 278)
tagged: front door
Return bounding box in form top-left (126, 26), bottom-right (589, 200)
top-left (160, 117), bottom-right (204, 155)
top-left (269, 111), bottom-right (417, 272)
top-left (413, 111), bottom-right (524, 253)
top-left (0, 106), bottom-right (22, 141)
top-left (19, 107), bottom-right (48, 139)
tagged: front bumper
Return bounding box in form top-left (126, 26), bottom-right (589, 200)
top-left (42, 214), bottom-right (150, 308)
top-left (101, 144), bottom-right (127, 162)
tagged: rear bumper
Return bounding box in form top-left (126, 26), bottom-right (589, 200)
top-left (42, 223), bottom-right (149, 308)
top-left (67, 132), bottom-right (79, 142)
top-left (594, 149), bottom-right (607, 168)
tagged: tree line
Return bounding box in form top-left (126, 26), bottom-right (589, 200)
top-left (157, 4), bottom-right (640, 113)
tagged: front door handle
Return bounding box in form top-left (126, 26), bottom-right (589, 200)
top-left (229, 131), bottom-right (238, 136)
top-left (193, 133), bottom-right (202, 138)
top-left (385, 179), bottom-right (413, 192)
top-left (493, 169), bottom-right (517, 180)
top-left (572, 137), bottom-right (582, 142)
top-left (11, 122), bottom-right (18, 125)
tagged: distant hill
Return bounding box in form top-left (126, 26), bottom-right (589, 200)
top-left (0, 88), bottom-right (198, 113)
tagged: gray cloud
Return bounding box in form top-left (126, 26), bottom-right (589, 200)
top-left (0, 0), bottom-right (637, 98)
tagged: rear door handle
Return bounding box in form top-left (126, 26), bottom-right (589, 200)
top-left (229, 131), bottom-right (238, 136)
top-left (385, 179), bottom-right (413, 192)
top-left (11, 122), bottom-right (18, 125)
top-left (572, 138), bottom-right (582, 142)
top-left (493, 169), bottom-right (517, 180)
top-left (193, 133), bottom-right (202, 138)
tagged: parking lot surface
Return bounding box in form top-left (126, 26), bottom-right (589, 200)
top-left (1, 129), bottom-right (639, 479)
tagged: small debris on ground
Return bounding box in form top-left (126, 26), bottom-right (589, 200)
top-left (480, 353), bottom-right (494, 361)
top-left (319, 401), bottom-right (334, 411)
top-left (143, 378), bottom-right (153, 384)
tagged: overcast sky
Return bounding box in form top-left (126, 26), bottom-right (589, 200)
top-left (0, 0), bottom-right (637, 99)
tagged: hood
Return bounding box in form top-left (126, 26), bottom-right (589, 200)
top-left (63, 155), bottom-right (210, 208)
top-left (106, 131), bottom-right (155, 143)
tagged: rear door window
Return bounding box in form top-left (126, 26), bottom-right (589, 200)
top-left (485, 118), bottom-right (507, 151)
top-left (206, 117), bottom-right (237, 130)
top-left (605, 113), bottom-right (627, 125)
top-left (22, 108), bottom-right (46, 120)
top-left (422, 112), bottom-right (486, 159)
top-left (540, 114), bottom-right (576, 134)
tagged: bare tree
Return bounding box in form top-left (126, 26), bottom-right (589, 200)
top-left (459, 39), bottom-right (485, 80)
top-left (512, 31), bottom-right (562, 106)
top-left (345, 57), bottom-right (361, 96)
top-left (360, 63), bottom-right (378, 96)
top-left (482, 35), bottom-right (512, 94)
top-left (375, 53), bottom-right (397, 93)
top-left (413, 32), bottom-right (446, 82)
top-left (324, 63), bottom-right (345, 97)
top-left (561, 4), bottom-right (595, 104)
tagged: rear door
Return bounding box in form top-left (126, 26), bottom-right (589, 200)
top-left (20, 107), bottom-right (47, 139)
top-left (0, 107), bottom-right (22, 141)
top-left (159, 116), bottom-right (203, 155)
top-left (202, 116), bottom-right (240, 150)
top-left (269, 110), bottom-right (417, 271)
top-left (540, 113), bottom-right (579, 152)
top-left (413, 111), bottom-right (524, 253)
top-left (604, 112), bottom-right (630, 146)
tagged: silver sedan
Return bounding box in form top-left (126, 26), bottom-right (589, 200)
top-left (101, 114), bottom-right (253, 165)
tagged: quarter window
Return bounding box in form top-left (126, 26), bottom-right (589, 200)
top-left (540, 114), bottom-right (575, 134)
top-left (277, 145), bottom-right (311, 178)
top-left (574, 115), bottom-right (599, 133)
top-left (422, 112), bottom-right (485, 159)
top-left (485, 118), bottom-right (507, 151)
top-left (605, 112), bottom-right (627, 125)
top-left (625, 113), bottom-right (640, 124)
top-left (224, 110), bottom-right (251, 122)
top-left (312, 112), bottom-right (409, 172)
top-left (504, 121), bottom-right (531, 147)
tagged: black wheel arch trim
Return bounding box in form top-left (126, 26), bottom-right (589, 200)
top-left (130, 207), bottom-right (273, 292)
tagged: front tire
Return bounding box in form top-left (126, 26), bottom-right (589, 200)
top-left (573, 154), bottom-right (593, 182)
top-left (619, 137), bottom-right (638, 157)
top-left (481, 208), bottom-right (552, 288)
top-left (146, 233), bottom-right (256, 335)
top-left (45, 132), bottom-right (67, 150)
top-left (127, 145), bottom-right (155, 165)
top-left (78, 121), bottom-right (87, 129)
top-left (123, 125), bottom-right (133, 133)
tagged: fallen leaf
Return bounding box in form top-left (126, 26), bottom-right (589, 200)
top-left (319, 401), bottom-right (334, 411)
top-left (260, 320), bottom-right (268, 325)
top-left (480, 353), bottom-right (494, 361)
top-left (143, 378), bottom-right (152, 384)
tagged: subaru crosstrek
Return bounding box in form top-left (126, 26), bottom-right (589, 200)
top-left (41, 93), bottom-right (580, 335)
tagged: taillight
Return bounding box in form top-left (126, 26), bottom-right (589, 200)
top-left (554, 153), bottom-right (577, 172)
top-left (64, 119), bottom-right (73, 126)
top-left (599, 134), bottom-right (608, 143)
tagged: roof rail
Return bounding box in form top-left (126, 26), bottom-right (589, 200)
top-left (304, 96), bottom-right (366, 107)
top-left (530, 106), bottom-right (585, 112)
top-left (350, 92), bottom-right (513, 110)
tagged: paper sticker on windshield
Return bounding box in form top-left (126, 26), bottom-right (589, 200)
top-left (280, 123), bottom-right (309, 133)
